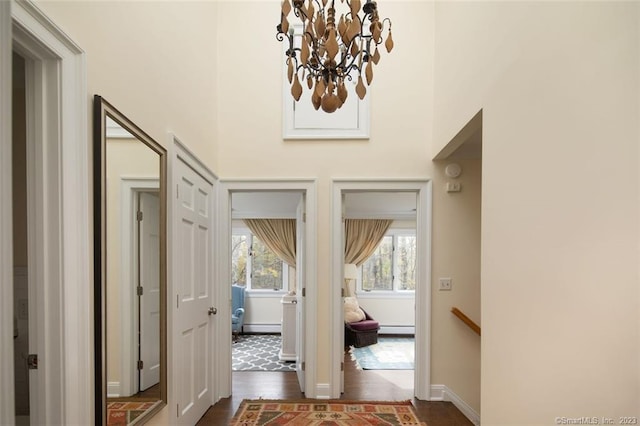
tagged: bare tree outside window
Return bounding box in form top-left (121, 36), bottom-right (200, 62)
top-left (397, 235), bottom-right (416, 290)
top-left (361, 232), bottom-right (416, 292)
top-left (362, 236), bottom-right (393, 291)
top-left (250, 237), bottom-right (283, 290)
top-left (232, 233), bottom-right (284, 290)
top-left (232, 235), bottom-right (248, 286)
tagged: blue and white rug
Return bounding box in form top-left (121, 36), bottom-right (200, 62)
top-left (349, 337), bottom-right (415, 370)
top-left (232, 334), bottom-right (297, 372)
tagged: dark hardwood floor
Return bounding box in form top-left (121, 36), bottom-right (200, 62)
top-left (196, 349), bottom-right (473, 425)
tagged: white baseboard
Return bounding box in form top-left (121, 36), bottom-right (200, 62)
top-left (242, 324), bottom-right (281, 334)
top-left (378, 326), bottom-right (415, 335)
top-left (107, 382), bottom-right (120, 398)
top-left (315, 383), bottom-right (331, 399)
top-left (430, 384), bottom-right (480, 425)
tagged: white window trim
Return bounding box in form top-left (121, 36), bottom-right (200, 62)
top-left (232, 227), bottom-right (289, 293)
top-left (357, 229), bottom-right (417, 294)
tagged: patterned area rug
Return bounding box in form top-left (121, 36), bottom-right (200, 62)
top-left (233, 334), bottom-right (296, 372)
top-left (230, 399), bottom-right (427, 425)
top-left (107, 400), bottom-right (162, 425)
top-left (349, 337), bottom-right (414, 370)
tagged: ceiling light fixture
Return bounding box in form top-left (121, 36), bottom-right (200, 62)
top-left (277, 0), bottom-right (393, 113)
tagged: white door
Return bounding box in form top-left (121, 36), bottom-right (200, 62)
top-left (295, 195), bottom-right (305, 392)
top-left (175, 157), bottom-right (214, 425)
top-left (138, 191), bottom-right (160, 391)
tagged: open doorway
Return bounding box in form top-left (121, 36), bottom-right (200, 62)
top-left (330, 179), bottom-right (432, 400)
top-left (340, 191), bottom-right (417, 396)
top-left (229, 191), bottom-right (301, 376)
top-left (216, 179), bottom-right (318, 403)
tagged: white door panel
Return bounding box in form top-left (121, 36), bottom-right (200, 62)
top-left (175, 158), bottom-right (213, 425)
top-left (139, 191), bottom-right (161, 391)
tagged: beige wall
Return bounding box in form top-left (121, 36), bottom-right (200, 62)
top-left (434, 1), bottom-right (639, 423)
top-left (431, 158), bottom-right (481, 412)
top-left (36, 1), bottom-right (219, 168)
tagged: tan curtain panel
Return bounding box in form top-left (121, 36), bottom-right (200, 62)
top-left (344, 219), bottom-right (393, 267)
top-left (243, 219), bottom-right (296, 266)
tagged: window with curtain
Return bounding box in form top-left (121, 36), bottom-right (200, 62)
top-left (232, 230), bottom-right (287, 291)
top-left (359, 230), bottom-right (416, 292)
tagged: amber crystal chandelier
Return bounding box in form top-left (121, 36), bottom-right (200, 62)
top-left (277, 0), bottom-right (393, 113)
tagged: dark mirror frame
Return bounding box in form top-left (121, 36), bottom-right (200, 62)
top-left (93, 95), bottom-right (167, 425)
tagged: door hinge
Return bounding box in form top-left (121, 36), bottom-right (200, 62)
top-left (302, 288), bottom-right (306, 297)
top-left (341, 362), bottom-right (344, 371)
top-left (177, 404), bottom-right (179, 417)
top-left (301, 362), bottom-right (305, 371)
top-left (341, 288), bottom-right (345, 297)
top-left (303, 212), bottom-right (306, 223)
top-left (27, 354), bottom-right (38, 370)
top-left (177, 294), bottom-right (179, 308)
top-left (137, 360), bottom-right (144, 370)
top-left (137, 286), bottom-right (143, 296)
top-left (137, 211), bottom-right (143, 221)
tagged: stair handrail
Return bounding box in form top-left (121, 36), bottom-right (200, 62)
top-left (451, 307), bottom-right (481, 336)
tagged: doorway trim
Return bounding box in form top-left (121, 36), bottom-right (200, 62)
top-left (1, 1), bottom-right (90, 424)
top-left (217, 179), bottom-right (318, 398)
top-left (330, 179), bottom-right (432, 399)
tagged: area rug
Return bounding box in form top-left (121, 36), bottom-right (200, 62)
top-left (230, 399), bottom-right (427, 425)
top-left (233, 334), bottom-right (297, 372)
top-left (349, 337), bottom-right (414, 370)
top-left (107, 400), bottom-right (162, 425)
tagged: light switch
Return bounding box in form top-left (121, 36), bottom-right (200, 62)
top-left (446, 182), bottom-right (461, 193)
top-left (439, 278), bottom-right (452, 291)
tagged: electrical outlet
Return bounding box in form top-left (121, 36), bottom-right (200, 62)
top-left (439, 278), bottom-right (452, 291)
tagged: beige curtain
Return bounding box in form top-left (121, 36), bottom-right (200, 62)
top-left (344, 219), bottom-right (393, 267)
top-left (243, 219), bottom-right (296, 266)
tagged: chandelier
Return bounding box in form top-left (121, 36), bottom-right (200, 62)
top-left (277, 0), bottom-right (393, 113)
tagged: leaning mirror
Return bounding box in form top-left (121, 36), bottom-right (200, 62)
top-left (94, 95), bottom-right (167, 425)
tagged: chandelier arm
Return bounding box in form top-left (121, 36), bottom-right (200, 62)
top-left (311, 0), bottom-right (324, 14)
top-left (341, 52), bottom-right (364, 75)
top-left (292, 6), bottom-right (307, 21)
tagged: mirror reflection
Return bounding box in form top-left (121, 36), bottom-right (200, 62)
top-left (95, 96), bottom-right (167, 426)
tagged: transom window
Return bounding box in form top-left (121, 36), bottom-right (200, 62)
top-left (359, 230), bottom-right (416, 292)
top-left (232, 230), bottom-right (286, 291)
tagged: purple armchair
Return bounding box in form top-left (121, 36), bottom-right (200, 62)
top-left (345, 308), bottom-right (379, 348)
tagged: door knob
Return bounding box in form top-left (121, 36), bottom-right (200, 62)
top-left (208, 307), bottom-right (217, 315)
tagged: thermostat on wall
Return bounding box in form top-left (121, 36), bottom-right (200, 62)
top-left (445, 163), bottom-right (462, 178)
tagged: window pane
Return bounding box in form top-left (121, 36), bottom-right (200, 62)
top-left (362, 236), bottom-right (393, 291)
top-left (396, 235), bottom-right (416, 290)
top-left (231, 235), bottom-right (248, 286)
top-left (251, 237), bottom-right (283, 290)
